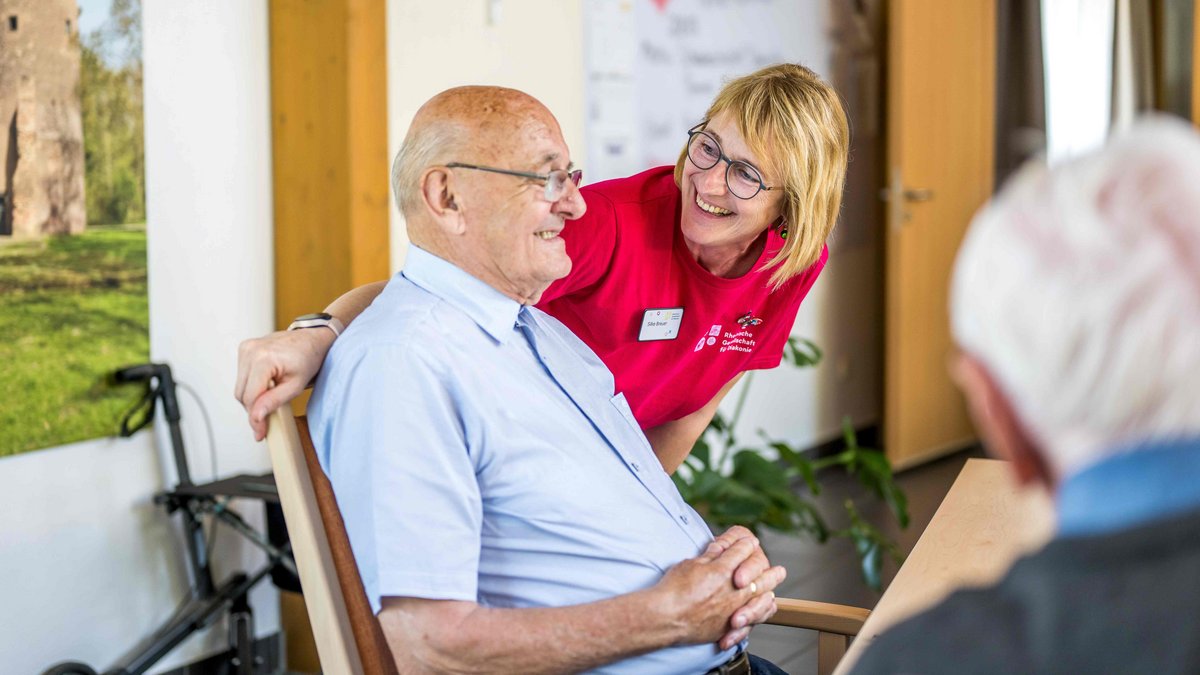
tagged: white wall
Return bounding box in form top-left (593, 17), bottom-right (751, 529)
top-left (385, 0), bottom-right (882, 453)
top-left (0, 2), bottom-right (277, 670)
top-left (386, 0), bottom-right (587, 271)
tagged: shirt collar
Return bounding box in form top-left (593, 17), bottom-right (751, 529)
top-left (401, 245), bottom-right (522, 344)
top-left (1056, 435), bottom-right (1200, 537)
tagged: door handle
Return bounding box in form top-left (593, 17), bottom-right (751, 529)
top-left (882, 169), bottom-right (934, 230)
top-left (878, 187), bottom-right (934, 202)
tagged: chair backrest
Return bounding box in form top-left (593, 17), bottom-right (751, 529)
top-left (265, 408), bottom-right (398, 675)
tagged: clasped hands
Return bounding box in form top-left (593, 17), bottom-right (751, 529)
top-left (654, 525), bottom-right (786, 650)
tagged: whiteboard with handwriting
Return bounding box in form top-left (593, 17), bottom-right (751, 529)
top-left (583, 0), bottom-right (830, 183)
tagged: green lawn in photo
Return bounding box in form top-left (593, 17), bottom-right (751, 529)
top-left (0, 224), bottom-right (149, 457)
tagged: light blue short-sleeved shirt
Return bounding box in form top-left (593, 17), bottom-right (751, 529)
top-left (1056, 435), bottom-right (1200, 537)
top-left (308, 246), bottom-right (738, 675)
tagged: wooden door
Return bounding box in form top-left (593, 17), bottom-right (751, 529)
top-left (269, 0), bottom-right (390, 332)
top-left (884, 1), bottom-right (995, 470)
top-left (269, 1), bottom-right (389, 668)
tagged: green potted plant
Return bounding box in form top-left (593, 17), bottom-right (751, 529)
top-left (672, 337), bottom-right (908, 590)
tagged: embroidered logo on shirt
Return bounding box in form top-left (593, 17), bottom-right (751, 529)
top-left (719, 329), bottom-right (756, 353)
top-left (736, 311), bottom-right (762, 327)
top-left (693, 324), bottom-right (757, 355)
top-left (695, 324), bottom-right (724, 352)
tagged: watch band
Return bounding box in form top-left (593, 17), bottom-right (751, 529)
top-left (287, 312), bottom-right (345, 338)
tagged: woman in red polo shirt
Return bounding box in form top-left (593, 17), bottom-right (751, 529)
top-left (237, 63), bottom-right (847, 474)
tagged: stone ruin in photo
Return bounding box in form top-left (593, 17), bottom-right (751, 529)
top-left (1, 0), bottom-right (86, 238)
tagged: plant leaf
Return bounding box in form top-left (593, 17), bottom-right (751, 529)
top-left (768, 441), bottom-right (821, 495)
top-left (842, 416), bottom-right (859, 449)
top-left (841, 499), bottom-right (906, 591)
top-left (690, 469), bottom-right (726, 503)
top-left (795, 499), bottom-right (830, 541)
top-left (849, 448), bottom-right (911, 528)
top-left (731, 450), bottom-right (790, 491)
top-left (854, 536), bottom-right (883, 591)
top-left (714, 495), bottom-right (768, 521)
top-left (786, 336), bottom-right (824, 368)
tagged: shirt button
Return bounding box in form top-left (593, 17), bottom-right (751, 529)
top-left (679, 514), bottom-right (689, 524)
top-left (631, 462), bottom-right (640, 472)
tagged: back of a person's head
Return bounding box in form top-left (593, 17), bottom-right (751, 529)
top-left (951, 116), bottom-right (1200, 476)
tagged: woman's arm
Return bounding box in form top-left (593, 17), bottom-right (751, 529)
top-left (326, 280), bottom-right (388, 324)
top-left (235, 281), bottom-right (386, 440)
top-left (643, 373), bottom-right (744, 474)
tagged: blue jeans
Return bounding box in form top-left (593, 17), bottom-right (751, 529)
top-left (749, 653), bottom-right (790, 675)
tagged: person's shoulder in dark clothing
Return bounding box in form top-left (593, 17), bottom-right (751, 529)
top-left (850, 508), bottom-right (1200, 675)
top-left (850, 585), bottom-right (1033, 675)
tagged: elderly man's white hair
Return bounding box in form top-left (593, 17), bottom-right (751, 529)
top-left (951, 116), bottom-right (1200, 476)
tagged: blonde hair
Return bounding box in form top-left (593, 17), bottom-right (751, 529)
top-left (675, 63), bottom-right (849, 288)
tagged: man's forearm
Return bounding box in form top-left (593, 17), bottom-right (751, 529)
top-left (380, 589), bottom-right (681, 675)
top-left (380, 538), bottom-right (767, 674)
top-left (323, 281), bottom-right (388, 326)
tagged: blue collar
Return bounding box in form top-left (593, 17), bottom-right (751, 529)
top-left (401, 245), bottom-right (522, 344)
top-left (1056, 435), bottom-right (1200, 537)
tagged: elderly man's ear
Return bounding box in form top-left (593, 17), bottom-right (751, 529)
top-left (420, 167), bottom-right (468, 235)
top-left (951, 353), bottom-right (1056, 492)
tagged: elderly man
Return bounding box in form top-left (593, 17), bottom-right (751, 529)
top-left (307, 86), bottom-right (788, 675)
top-left (852, 118), bottom-right (1200, 674)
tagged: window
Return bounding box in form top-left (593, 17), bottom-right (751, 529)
top-left (66, 19), bottom-right (71, 36)
top-left (8, 15), bottom-right (16, 31)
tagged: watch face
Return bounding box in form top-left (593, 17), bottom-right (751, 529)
top-left (294, 312), bottom-right (332, 322)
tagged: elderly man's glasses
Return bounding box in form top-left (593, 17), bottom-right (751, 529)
top-left (445, 162), bottom-right (583, 202)
top-left (686, 124), bottom-right (779, 200)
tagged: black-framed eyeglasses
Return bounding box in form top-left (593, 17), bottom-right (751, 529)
top-left (685, 123), bottom-right (779, 200)
top-left (445, 162), bottom-right (583, 202)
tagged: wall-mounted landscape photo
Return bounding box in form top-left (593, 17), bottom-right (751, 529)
top-left (0, 0), bottom-right (147, 456)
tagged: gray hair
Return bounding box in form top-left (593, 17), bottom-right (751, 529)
top-left (391, 119), bottom-right (465, 220)
top-left (951, 116), bottom-right (1200, 475)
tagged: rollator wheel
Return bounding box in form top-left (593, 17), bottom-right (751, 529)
top-left (41, 662), bottom-right (99, 675)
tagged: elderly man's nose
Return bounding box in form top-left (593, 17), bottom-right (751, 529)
top-left (554, 180), bottom-right (587, 219)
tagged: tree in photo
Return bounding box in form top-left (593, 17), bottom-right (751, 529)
top-left (81, 0), bottom-right (144, 226)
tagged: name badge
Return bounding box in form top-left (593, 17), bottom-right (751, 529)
top-left (638, 307), bottom-right (684, 342)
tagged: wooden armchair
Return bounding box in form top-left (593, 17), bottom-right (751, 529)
top-left (266, 409), bottom-right (869, 675)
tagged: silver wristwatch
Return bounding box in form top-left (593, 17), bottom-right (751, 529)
top-left (287, 312), bottom-right (345, 338)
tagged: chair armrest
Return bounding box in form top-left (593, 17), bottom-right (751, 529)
top-left (766, 597), bottom-right (870, 636)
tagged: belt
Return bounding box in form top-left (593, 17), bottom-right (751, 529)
top-left (704, 650), bottom-right (749, 675)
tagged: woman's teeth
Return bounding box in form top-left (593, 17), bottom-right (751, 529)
top-left (696, 194), bottom-right (732, 216)
top-left (535, 231), bottom-right (558, 240)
